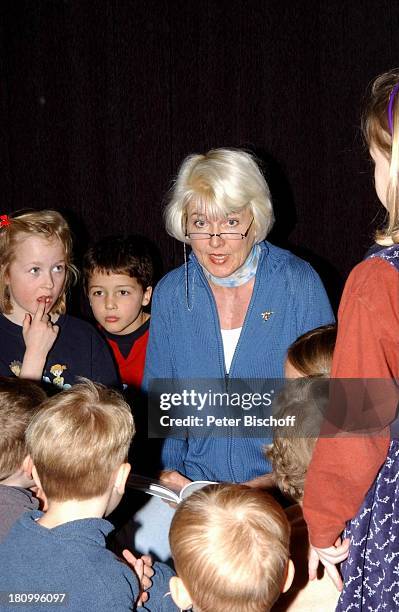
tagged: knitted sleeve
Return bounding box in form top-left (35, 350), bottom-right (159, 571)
top-left (292, 260), bottom-right (335, 334)
top-left (303, 258), bottom-right (399, 547)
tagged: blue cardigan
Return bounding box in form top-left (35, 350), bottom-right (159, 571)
top-left (144, 241), bottom-right (334, 482)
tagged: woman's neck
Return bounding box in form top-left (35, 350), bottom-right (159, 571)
top-left (211, 278), bottom-right (255, 329)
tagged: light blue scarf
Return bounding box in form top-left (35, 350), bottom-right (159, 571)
top-left (201, 243), bottom-right (261, 287)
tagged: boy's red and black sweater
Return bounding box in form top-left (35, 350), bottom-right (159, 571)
top-left (102, 319), bottom-right (150, 389)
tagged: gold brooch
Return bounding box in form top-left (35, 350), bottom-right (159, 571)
top-left (261, 311), bottom-right (273, 321)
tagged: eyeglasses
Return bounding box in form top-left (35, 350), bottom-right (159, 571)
top-left (186, 217), bottom-right (254, 241)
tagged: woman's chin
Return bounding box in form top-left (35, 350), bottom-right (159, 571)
top-left (206, 265), bottom-right (234, 278)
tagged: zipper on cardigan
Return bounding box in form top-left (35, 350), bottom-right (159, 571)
top-left (190, 246), bottom-right (267, 483)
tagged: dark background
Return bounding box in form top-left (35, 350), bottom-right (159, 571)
top-left (1, 0), bottom-right (398, 311)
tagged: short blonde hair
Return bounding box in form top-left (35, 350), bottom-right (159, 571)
top-left (266, 378), bottom-right (329, 501)
top-left (286, 324), bottom-right (336, 378)
top-left (362, 69), bottom-right (399, 243)
top-left (26, 379), bottom-right (134, 501)
top-left (0, 377), bottom-right (46, 480)
top-left (165, 148), bottom-right (274, 243)
top-left (169, 484), bottom-right (290, 612)
top-left (0, 209), bottom-right (78, 314)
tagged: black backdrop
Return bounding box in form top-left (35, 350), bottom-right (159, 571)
top-left (2, 0), bottom-right (399, 311)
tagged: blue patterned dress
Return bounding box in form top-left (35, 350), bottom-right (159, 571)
top-left (337, 245), bottom-right (399, 611)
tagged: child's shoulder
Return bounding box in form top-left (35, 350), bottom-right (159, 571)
top-left (0, 512), bottom-right (140, 610)
top-left (0, 484), bottom-right (38, 507)
top-left (58, 313), bottom-right (95, 330)
top-left (0, 485), bottom-right (39, 543)
top-left (0, 313), bottom-right (21, 336)
top-left (344, 253), bottom-right (399, 301)
top-left (1, 511), bottom-right (128, 572)
top-left (58, 315), bottom-right (104, 340)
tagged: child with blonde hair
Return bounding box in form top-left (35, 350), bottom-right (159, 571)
top-left (0, 380), bottom-right (176, 611)
top-left (304, 70), bottom-right (399, 608)
top-left (0, 210), bottom-right (118, 388)
top-left (169, 483), bottom-right (294, 612)
top-left (266, 378), bottom-right (339, 611)
top-left (284, 324), bottom-right (336, 379)
top-left (0, 376), bottom-right (46, 542)
top-left (246, 323), bottom-right (336, 493)
top-left (264, 325), bottom-right (338, 610)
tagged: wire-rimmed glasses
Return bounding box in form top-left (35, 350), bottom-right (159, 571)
top-left (186, 217), bottom-right (254, 240)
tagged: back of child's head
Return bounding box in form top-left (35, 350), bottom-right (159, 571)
top-left (0, 209), bottom-right (77, 314)
top-left (0, 376), bottom-right (46, 480)
top-left (286, 324), bottom-right (336, 378)
top-left (82, 235), bottom-right (154, 291)
top-left (266, 378), bottom-right (329, 502)
top-left (169, 483), bottom-right (290, 612)
top-left (362, 69), bottom-right (399, 243)
top-left (25, 379), bottom-right (134, 501)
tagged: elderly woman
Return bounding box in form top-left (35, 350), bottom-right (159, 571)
top-left (144, 148), bottom-right (334, 490)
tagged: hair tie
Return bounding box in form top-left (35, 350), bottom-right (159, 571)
top-left (0, 215), bottom-right (10, 229)
top-left (388, 82), bottom-right (399, 134)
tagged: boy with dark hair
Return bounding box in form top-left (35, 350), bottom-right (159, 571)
top-left (83, 236), bottom-right (154, 389)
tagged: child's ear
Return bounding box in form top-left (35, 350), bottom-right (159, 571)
top-left (28, 462), bottom-right (48, 512)
top-left (282, 559), bottom-right (295, 593)
top-left (169, 576), bottom-right (193, 610)
top-left (31, 463), bottom-right (43, 490)
top-left (141, 286), bottom-right (152, 307)
top-left (22, 455), bottom-right (34, 479)
top-left (114, 463), bottom-right (131, 496)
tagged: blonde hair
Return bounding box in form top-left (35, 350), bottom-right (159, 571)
top-left (26, 379), bottom-right (134, 501)
top-left (165, 148), bottom-right (274, 243)
top-left (0, 376), bottom-right (46, 480)
top-left (266, 378), bottom-right (329, 501)
top-left (169, 484), bottom-right (290, 612)
top-left (0, 209), bottom-right (78, 314)
top-left (286, 324), bottom-right (336, 377)
top-left (362, 69), bottom-right (399, 243)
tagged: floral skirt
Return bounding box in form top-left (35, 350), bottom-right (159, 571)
top-left (336, 439), bottom-right (399, 611)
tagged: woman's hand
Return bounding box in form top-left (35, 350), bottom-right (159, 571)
top-left (159, 470), bottom-right (192, 508)
top-left (159, 470), bottom-right (191, 491)
top-left (20, 298), bottom-right (59, 379)
top-left (122, 549), bottom-right (154, 607)
top-left (308, 537), bottom-right (350, 591)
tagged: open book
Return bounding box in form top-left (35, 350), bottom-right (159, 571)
top-left (127, 474), bottom-right (218, 504)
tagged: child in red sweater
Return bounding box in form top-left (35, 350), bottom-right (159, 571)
top-left (83, 236), bottom-right (154, 389)
top-left (303, 69), bottom-right (399, 609)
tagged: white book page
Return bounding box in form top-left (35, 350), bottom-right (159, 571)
top-left (127, 474), bottom-right (218, 503)
top-left (147, 483), bottom-right (180, 503)
top-left (180, 480), bottom-right (218, 501)
top-left (127, 474), bottom-right (180, 503)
